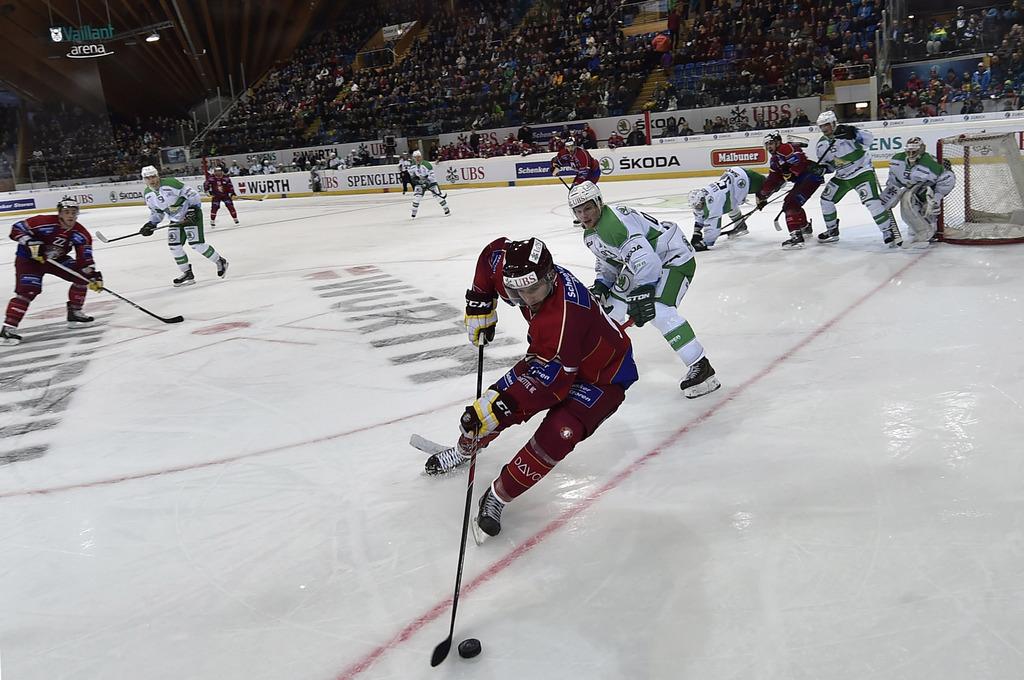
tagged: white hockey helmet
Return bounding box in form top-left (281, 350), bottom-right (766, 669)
top-left (56, 196), bottom-right (80, 212)
top-left (568, 180), bottom-right (603, 212)
top-left (816, 110), bottom-right (838, 133)
top-left (905, 136), bottom-right (926, 163)
top-left (141, 165), bottom-right (159, 178)
top-left (689, 188), bottom-right (709, 212)
top-left (412, 149), bottom-right (422, 158)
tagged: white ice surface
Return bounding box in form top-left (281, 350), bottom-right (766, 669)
top-left (1, 175), bottom-right (1023, 680)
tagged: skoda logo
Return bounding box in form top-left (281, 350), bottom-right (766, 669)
top-left (599, 157), bottom-right (614, 174)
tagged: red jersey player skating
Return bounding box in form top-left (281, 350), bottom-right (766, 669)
top-left (424, 237), bottom-right (638, 538)
top-left (754, 131), bottom-right (825, 249)
top-left (2, 197), bottom-right (104, 345)
top-left (204, 165), bottom-right (239, 227)
top-left (550, 138), bottom-right (602, 186)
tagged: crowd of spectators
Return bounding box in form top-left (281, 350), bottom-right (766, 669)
top-left (880, 6), bottom-right (1024, 120)
top-left (25, 106), bottom-right (195, 183)
top-left (893, 3), bottom-right (1022, 61)
top-left (644, 0), bottom-right (880, 112)
top-left (200, 0), bottom-right (433, 156)
top-left (202, 0), bottom-right (658, 156)
top-left (0, 106), bottom-right (16, 190)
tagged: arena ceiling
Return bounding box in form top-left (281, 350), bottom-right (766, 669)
top-left (0, 0), bottom-right (352, 117)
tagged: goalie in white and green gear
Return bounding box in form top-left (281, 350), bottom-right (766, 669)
top-left (688, 167), bottom-right (765, 249)
top-left (408, 150), bottom-right (450, 218)
top-left (815, 110), bottom-right (902, 247)
top-left (568, 181), bottom-right (720, 398)
top-left (142, 165), bottom-right (227, 285)
top-left (880, 137), bottom-right (956, 244)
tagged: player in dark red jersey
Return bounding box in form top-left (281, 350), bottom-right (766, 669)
top-left (424, 237), bottom-right (638, 538)
top-left (754, 131), bottom-right (825, 249)
top-left (550, 138), bottom-right (601, 186)
top-left (2, 198), bottom-right (103, 345)
top-left (203, 165), bottom-right (238, 227)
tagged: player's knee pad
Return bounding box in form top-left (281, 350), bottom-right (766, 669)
top-left (533, 408), bottom-right (586, 463)
top-left (15, 277), bottom-right (42, 299)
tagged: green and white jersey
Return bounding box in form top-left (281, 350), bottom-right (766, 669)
top-left (817, 128), bottom-right (874, 180)
top-left (584, 204), bottom-right (694, 295)
top-left (409, 160), bottom-right (438, 185)
top-left (695, 168), bottom-right (755, 228)
top-left (886, 151), bottom-right (956, 198)
top-left (144, 177), bottom-right (201, 224)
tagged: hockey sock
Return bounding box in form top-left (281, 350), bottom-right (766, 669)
top-left (170, 244), bottom-right (191, 271)
top-left (211, 205), bottom-right (219, 221)
top-left (4, 295), bottom-right (30, 327)
top-left (495, 440), bottom-right (556, 501)
top-left (68, 283), bottom-right (87, 309)
top-left (191, 242), bottom-right (221, 262)
top-left (227, 204), bottom-right (237, 218)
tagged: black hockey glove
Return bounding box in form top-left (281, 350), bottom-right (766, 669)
top-left (755, 193), bottom-right (769, 211)
top-left (834, 124), bottom-right (857, 140)
top-left (460, 388), bottom-right (517, 438)
top-left (25, 238), bottom-right (45, 262)
top-left (139, 222), bottom-right (157, 237)
top-left (626, 284), bottom-right (657, 327)
top-left (86, 270), bottom-right (104, 292)
top-left (177, 207), bottom-right (201, 227)
top-left (465, 289), bottom-right (497, 346)
top-left (590, 280), bottom-right (611, 303)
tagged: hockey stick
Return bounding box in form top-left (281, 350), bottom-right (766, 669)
top-left (557, 174), bottom-right (571, 191)
top-left (235, 193), bottom-right (268, 201)
top-left (720, 192), bottom-right (786, 234)
top-left (95, 224), bottom-right (169, 243)
top-left (430, 343), bottom-right (484, 668)
top-left (45, 258), bottom-right (184, 324)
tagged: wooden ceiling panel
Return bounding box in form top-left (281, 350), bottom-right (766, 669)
top-left (0, 0), bottom-right (345, 117)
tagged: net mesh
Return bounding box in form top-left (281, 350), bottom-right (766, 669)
top-left (938, 132), bottom-right (1024, 244)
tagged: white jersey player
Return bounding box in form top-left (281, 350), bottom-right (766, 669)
top-left (408, 150), bottom-right (451, 218)
top-left (880, 137), bottom-right (956, 244)
top-left (140, 165), bottom-right (228, 287)
top-left (688, 167), bottom-right (765, 250)
top-left (815, 110), bottom-right (902, 247)
top-left (568, 181), bottom-right (720, 398)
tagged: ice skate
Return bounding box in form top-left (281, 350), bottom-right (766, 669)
top-left (802, 222), bottom-right (813, 236)
top-left (173, 266), bottom-right (195, 287)
top-left (723, 222), bottom-right (748, 238)
top-left (817, 226), bottom-right (840, 243)
top-left (209, 219), bottom-right (215, 228)
top-left (690, 234), bottom-right (708, 252)
top-left (680, 357), bottom-right (721, 398)
top-left (424, 444), bottom-right (470, 475)
top-left (0, 325), bottom-right (21, 346)
top-left (67, 304), bottom-right (95, 328)
top-left (781, 229), bottom-right (805, 250)
top-left (216, 257), bottom-right (229, 279)
top-left (473, 485), bottom-right (506, 541)
top-left (233, 218), bottom-right (239, 224)
top-left (883, 219), bottom-right (903, 248)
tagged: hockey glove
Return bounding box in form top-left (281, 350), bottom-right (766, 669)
top-left (179, 207), bottom-right (201, 227)
top-left (626, 284), bottom-right (657, 327)
top-left (755, 193), bottom-right (769, 211)
top-left (26, 239), bottom-right (45, 263)
top-left (590, 280), bottom-right (612, 305)
top-left (139, 222), bottom-right (157, 237)
top-left (834, 124), bottom-right (857, 140)
top-left (87, 271), bottom-right (104, 292)
top-left (879, 185), bottom-right (902, 211)
top-left (459, 388), bottom-right (517, 439)
top-left (465, 289), bottom-right (498, 346)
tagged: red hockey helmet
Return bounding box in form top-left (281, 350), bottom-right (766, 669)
top-left (503, 238), bottom-right (555, 310)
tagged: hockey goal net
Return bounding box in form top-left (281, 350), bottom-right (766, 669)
top-left (937, 131), bottom-right (1024, 244)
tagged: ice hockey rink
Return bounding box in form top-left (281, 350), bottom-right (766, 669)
top-left (1, 174), bottom-right (1022, 680)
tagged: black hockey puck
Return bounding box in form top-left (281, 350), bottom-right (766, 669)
top-left (458, 638), bottom-right (482, 658)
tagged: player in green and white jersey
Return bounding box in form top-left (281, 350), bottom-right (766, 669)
top-left (688, 167), bottom-right (766, 250)
top-left (408, 150), bottom-right (450, 218)
top-left (879, 137), bottom-right (956, 244)
top-left (140, 165), bottom-right (228, 286)
top-left (815, 110), bottom-right (902, 247)
top-left (568, 181), bottom-right (720, 398)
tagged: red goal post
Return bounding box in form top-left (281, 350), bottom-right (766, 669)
top-left (936, 130), bottom-right (1024, 244)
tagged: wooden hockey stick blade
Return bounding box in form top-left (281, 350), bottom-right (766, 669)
top-left (410, 434), bottom-right (447, 455)
top-left (95, 230), bottom-right (110, 243)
